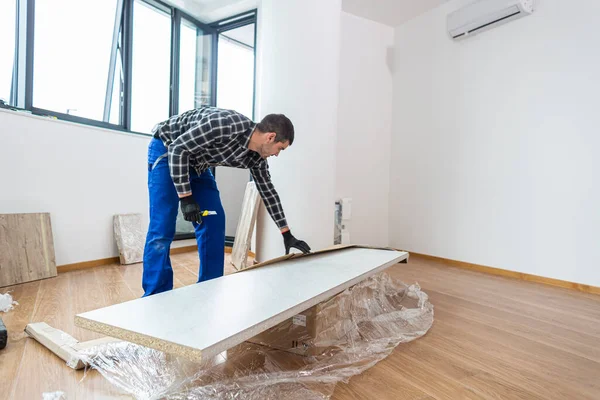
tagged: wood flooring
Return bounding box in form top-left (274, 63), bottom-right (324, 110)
top-left (1, 252), bottom-right (599, 399)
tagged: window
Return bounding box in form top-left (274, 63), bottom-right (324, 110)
top-left (0, 0), bottom-right (17, 104)
top-left (212, 20), bottom-right (256, 240)
top-left (5, 0), bottom-right (255, 141)
top-left (130, 0), bottom-right (171, 133)
top-left (33, 0), bottom-right (120, 120)
top-left (216, 23), bottom-right (255, 118)
top-left (179, 18), bottom-right (213, 114)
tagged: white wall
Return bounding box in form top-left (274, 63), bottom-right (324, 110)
top-left (390, 0), bottom-right (600, 286)
top-left (254, 0), bottom-right (342, 261)
top-left (0, 110), bottom-right (195, 266)
top-left (335, 12), bottom-right (394, 247)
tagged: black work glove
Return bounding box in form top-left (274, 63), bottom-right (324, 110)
top-left (180, 196), bottom-right (202, 224)
top-left (282, 230), bottom-right (311, 255)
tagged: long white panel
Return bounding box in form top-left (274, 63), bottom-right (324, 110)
top-left (75, 247), bottom-right (407, 361)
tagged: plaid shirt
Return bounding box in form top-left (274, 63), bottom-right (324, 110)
top-left (152, 107), bottom-right (288, 229)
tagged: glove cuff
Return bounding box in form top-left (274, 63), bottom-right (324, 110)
top-left (180, 195), bottom-right (195, 205)
top-left (282, 230), bottom-right (292, 240)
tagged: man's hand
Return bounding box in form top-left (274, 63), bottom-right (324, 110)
top-left (282, 230), bottom-right (311, 255)
top-left (180, 195), bottom-right (202, 223)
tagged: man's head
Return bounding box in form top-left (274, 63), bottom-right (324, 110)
top-left (251, 114), bottom-right (294, 159)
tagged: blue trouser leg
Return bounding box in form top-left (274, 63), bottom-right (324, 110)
top-left (190, 169), bottom-right (226, 282)
top-left (142, 139), bottom-right (179, 296)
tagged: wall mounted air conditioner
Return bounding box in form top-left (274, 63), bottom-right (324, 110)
top-left (447, 0), bottom-right (535, 40)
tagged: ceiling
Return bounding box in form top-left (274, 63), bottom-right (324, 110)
top-left (163, 0), bottom-right (258, 23)
top-left (170, 0), bottom-right (449, 27)
top-left (342, 0), bottom-right (451, 27)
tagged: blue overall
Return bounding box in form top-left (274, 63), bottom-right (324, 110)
top-left (142, 138), bottom-right (226, 296)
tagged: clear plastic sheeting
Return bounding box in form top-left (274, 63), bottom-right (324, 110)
top-left (0, 292), bottom-right (18, 312)
top-left (80, 273), bottom-right (434, 400)
top-left (42, 391), bottom-right (67, 400)
top-left (113, 214), bottom-right (145, 265)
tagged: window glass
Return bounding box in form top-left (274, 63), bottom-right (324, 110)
top-left (179, 18), bottom-right (213, 114)
top-left (0, 0), bottom-right (17, 104)
top-left (33, 0), bottom-right (119, 119)
top-left (216, 24), bottom-right (255, 118)
top-left (130, 0), bottom-right (171, 133)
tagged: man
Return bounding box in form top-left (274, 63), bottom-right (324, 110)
top-left (142, 106), bottom-right (311, 296)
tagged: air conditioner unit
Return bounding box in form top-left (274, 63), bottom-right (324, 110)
top-left (447, 0), bottom-right (535, 40)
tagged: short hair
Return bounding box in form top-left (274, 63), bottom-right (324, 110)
top-left (256, 114), bottom-right (294, 145)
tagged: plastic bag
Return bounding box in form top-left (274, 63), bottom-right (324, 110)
top-left (80, 273), bottom-right (434, 400)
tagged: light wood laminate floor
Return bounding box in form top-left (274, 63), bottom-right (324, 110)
top-left (1, 252), bottom-right (599, 399)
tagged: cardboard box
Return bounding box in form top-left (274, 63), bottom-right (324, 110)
top-left (247, 270), bottom-right (399, 356)
top-left (244, 245), bottom-right (410, 356)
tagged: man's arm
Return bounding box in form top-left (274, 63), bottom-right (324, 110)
top-left (250, 163), bottom-right (288, 230)
top-left (251, 163), bottom-right (311, 254)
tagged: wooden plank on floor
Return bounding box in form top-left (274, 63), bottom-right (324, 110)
top-left (75, 248), bottom-right (408, 362)
top-left (0, 213), bottom-right (57, 287)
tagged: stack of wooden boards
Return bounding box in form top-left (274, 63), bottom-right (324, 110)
top-left (75, 245), bottom-right (409, 362)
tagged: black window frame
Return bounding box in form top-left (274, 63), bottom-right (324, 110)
top-left (3, 0), bottom-right (237, 137)
top-left (174, 10), bottom-right (258, 244)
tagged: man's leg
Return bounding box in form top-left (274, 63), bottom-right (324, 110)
top-left (190, 169), bottom-right (226, 282)
top-left (142, 139), bottom-right (179, 296)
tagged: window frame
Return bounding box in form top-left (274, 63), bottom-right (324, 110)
top-left (6, 0), bottom-right (224, 137)
top-left (211, 10), bottom-right (258, 120)
top-left (3, 1), bottom-right (257, 244)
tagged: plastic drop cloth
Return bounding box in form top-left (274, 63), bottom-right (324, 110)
top-left (79, 272), bottom-right (434, 400)
top-left (0, 292), bottom-right (18, 312)
top-left (113, 214), bottom-right (145, 265)
top-left (42, 391), bottom-right (67, 400)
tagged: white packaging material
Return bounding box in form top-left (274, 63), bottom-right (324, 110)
top-left (42, 391), bottom-right (66, 400)
top-left (0, 293), bottom-right (18, 312)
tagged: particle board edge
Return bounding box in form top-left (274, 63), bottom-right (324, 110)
top-left (74, 315), bottom-right (204, 362)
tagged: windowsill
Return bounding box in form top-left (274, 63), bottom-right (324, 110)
top-left (0, 107), bottom-right (152, 139)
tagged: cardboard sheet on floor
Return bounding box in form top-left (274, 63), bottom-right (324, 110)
top-left (75, 246), bottom-right (408, 362)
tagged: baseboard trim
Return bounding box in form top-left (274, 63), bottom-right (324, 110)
top-left (57, 257), bottom-right (121, 273)
top-left (171, 245), bottom-right (200, 255)
top-left (57, 245), bottom-right (248, 274)
top-left (410, 252), bottom-right (600, 295)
